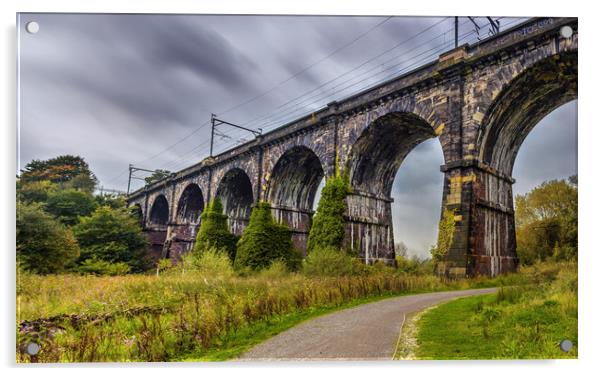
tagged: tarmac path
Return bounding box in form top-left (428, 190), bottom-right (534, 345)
top-left (238, 287), bottom-right (497, 361)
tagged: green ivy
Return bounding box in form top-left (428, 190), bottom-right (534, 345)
top-left (194, 198), bottom-right (238, 261)
top-left (306, 170), bottom-right (350, 254)
top-left (430, 208), bottom-right (456, 262)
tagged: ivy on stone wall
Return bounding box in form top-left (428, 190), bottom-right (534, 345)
top-left (430, 208), bottom-right (456, 262)
top-left (306, 165), bottom-right (350, 254)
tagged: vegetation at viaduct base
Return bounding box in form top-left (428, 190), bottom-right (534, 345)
top-left (194, 198), bottom-right (238, 261)
top-left (16, 155), bottom-right (578, 362)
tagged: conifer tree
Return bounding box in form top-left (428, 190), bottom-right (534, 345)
top-left (235, 202), bottom-right (299, 270)
top-left (194, 198), bottom-right (238, 261)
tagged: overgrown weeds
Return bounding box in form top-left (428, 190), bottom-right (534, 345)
top-left (17, 259), bottom-right (571, 362)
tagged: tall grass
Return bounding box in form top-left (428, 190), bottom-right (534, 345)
top-left (16, 258), bottom-right (560, 362)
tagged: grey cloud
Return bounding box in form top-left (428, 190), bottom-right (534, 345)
top-left (18, 14), bottom-right (577, 258)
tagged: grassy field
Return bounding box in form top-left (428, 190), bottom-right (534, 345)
top-left (16, 257), bottom-right (567, 362)
top-left (409, 262), bottom-right (577, 359)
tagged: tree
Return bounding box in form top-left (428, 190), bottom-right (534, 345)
top-left (95, 193), bottom-right (127, 209)
top-left (306, 173), bottom-right (350, 253)
top-left (235, 202), bottom-right (300, 271)
top-left (395, 242), bottom-right (409, 258)
top-left (17, 202), bottom-right (80, 274)
top-left (515, 176), bottom-right (577, 264)
top-left (194, 198), bottom-right (238, 260)
top-left (19, 155), bottom-right (97, 192)
top-left (45, 189), bottom-right (98, 226)
top-left (72, 206), bottom-right (151, 272)
top-left (16, 180), bottom-right (57, 204)
top-left (145, 170), bottom-right (171, 186)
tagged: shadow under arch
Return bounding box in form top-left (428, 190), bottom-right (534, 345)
top-left (149, 194), bottom-right (169, 227)
top-left (477, 51), bottom-right (578, 176)
top-left (348, 112), bottom-right (439, 198)
top-left (470, 51), bottom-right (577, 275)
top-left (176, 183), bottom-right (204, 224)
top-left (130, 203), bottom-right (144, 228)
top-left (266, 145), bottom-right (325, 252)
top-left (216, 168), bottom-right (254, 235)
top-left (346, 111), bottom-right (440, 263)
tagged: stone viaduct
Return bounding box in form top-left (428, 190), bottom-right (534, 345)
top-left (127, 17), bottom-right (577, 277)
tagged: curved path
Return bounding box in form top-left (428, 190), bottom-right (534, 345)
top-left (238, 287), bottom-right (496, 361)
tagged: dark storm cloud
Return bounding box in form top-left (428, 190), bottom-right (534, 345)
top-left (18, 14), bottom-right (577, 257)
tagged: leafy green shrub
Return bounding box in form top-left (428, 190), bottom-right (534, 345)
top-left (395, 255), bottom-right (433, 275)
top-left (258, 260), bottom-right (290, 279)
top-left (302, 246), bottom-right (364, 277)
top-left (306, 172), bottom-right (350, 253)
top-left (194, 198), bottom-right (238, 261)
top-left (179, 247), bottom-right (234, 278)
top-left (235, 202), bottom-right (300, 271)
top-left (45, 188), bottom-right (98, 225)
top-left (156, 259), bottom-right (173, 275)
top-left (72, 206), bottom-right (151, 272)
top-left (74, 258), bottom-right (131, 276)
top-left (17, 202), bottom-right (80, 274)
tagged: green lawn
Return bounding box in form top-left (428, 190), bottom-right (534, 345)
top-left (413, 264), bottom-right (577, 359)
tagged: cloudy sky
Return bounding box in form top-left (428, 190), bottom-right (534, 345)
top-left (17, 14), bottom-right (577, 258)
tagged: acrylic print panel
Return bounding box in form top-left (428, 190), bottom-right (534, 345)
top-left (16, 13), bottom-right (578, 362)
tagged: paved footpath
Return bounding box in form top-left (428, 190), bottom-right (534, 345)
top-left (238, 288), bottom-right (497, 361)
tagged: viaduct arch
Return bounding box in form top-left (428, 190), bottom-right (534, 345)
top-left (128, 18), bottom-right (578, 276)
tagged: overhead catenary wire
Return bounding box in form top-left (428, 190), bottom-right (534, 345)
top-left (127, 17), bottom-right (528, 183)
top-left (105, 16), bottom-right (395, 186)
top-left (162, 17), bottom-right (527, 172)
top-left (151, 17), bottom-right (455, 173)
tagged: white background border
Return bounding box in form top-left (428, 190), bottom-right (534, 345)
top-left (2, 1), bottom-right (599, 375)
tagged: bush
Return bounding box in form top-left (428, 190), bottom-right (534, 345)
top-left (73, 258), bottom-right (131, 276)
top-left (72, 206), bottom-right (151, 272)
top-left (258, 260), bottom-right (290, 279)
top-left (45, 188), bottom-right (98, 225)
top-left (235, 202), bottom-right (300, 271)
top-left (17, 202), bottom-right (80, 274)
top-left (306, 173), bottom-right (349, 253)
top-left (194, 198), bottom-right (238, 261)
top-left (179, 247), bottom-right (234, 278)
top-left (302, 246), bottom-right (364, 277)
top-left (395, 255), bottom-right (433, 275)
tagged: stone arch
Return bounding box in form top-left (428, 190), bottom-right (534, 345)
top-left (267, 145), bottom-right (325, 211)
top-left (216, 168), bottom-right (254, 235)
top-left (477, 51), bottom-right (578, 176)
top-left (467, 51), bottom-right (577, 275)
top-left (149, 194), bottom-right (169, 226)
top-left (175, 183), bottom-right (204, 224)
top-left (131, 203), bottom-right (144, 227)
top-left (348, 111), bottom-right (439, 198)
top-left (266, 145), bottom-right (326, 252)
top-left (344, 111), bottom-right (441, 263)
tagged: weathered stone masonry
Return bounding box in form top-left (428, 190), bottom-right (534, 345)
top-left (128, 17), bottom-right (577, 276)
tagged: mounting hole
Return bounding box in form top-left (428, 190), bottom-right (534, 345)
top-left (559, 25), bottom-right (573, 39)
top-left (559, 339), bottom-right (573, 352)
top-left (25, 21), bottom-right (39, 34)
top-left (26, 342), bottom-right (41, 355)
